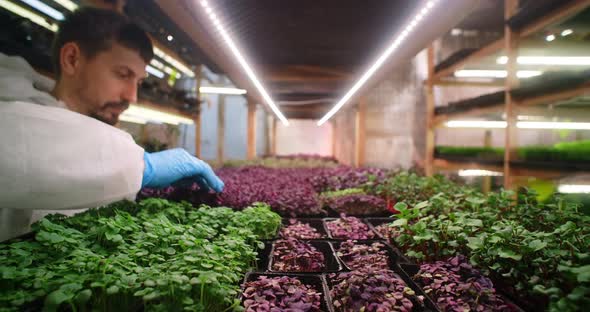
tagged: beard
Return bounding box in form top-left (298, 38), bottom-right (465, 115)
top-left (90, 101), bottom-right (130, 125)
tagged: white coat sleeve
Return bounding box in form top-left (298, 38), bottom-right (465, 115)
top-left (0, 101), bottom-right (145, 210)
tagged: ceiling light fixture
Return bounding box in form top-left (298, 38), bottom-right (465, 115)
top-left (199, 0), bottom-right (289, 125)
top-left (561, 29), bottom-right (573, 37)
top-left (458, 169), bottom-right (503, 177)
top-left (317, 0), bottom-right (440, 126)
top-left (446, 120), bottom-right (507, 128)
top-left (167, 35), bottom-right (174, 42)
top-left (153, 47), bottom-right (194, 78)
top-left (558, 184), bottom-right (590, 194)
top-left (122, 104), bottom-right (194, 125)
top-left (19, 0), bottom-right (64, 20)
top-left (52, 0), bottom-right (77, 11)
top-left (518, 121), bottom-right (590, 130)
top-left (146, 65), bottom-right (165, 79)
top-left (545, 34), bottom-right (556, 42)
top-left (497, 56), bottom-right (590, 66)
top-left (1, 0), bottom-right (58, 31)
top-left (446, 120), bottom-right (590, 130)
top-left (454, 70), bottom-right (543, 78)
top-left (200, 86), bottom-right (247, 95)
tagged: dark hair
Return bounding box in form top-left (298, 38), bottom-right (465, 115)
top-left (52, 7), bottom-right (153, 77)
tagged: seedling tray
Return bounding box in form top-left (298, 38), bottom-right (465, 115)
top-left (267, 240), bottom-right (343, 273)
top-left (322, 218), bottom-right (376, 240)
top-left (400, 263), bottom-right (525, 312)
top-left (241, 272), bottom-right (334, 312)
top-left (325, 266), bottom-right (439, 312)
top-left (332, 240), bottom-right (403, 271)
top-left (279, 218), bottom-right (329, 240)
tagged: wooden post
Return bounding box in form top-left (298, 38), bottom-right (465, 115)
top-left (354, 98), bottom-right (367, 168)
top-left (265, 114), bottom-right (272, 156)
top-left (247, 100), bottom-right (257, 160)
top-left (194, 65), bottom-right (202, 158)
top-left (482, 130), bottom-right (493, 193)
top-left (217, 95), bottom-right (226, 164)
top-left (503, 0), bottom-right (520, 189)
top-left (271, 117), bottom-right (277, 156)
top-left (425, 44), bottom-right (436, 176)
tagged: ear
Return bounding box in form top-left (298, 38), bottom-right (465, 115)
top-left (59, 42), bottom-right (83, 76)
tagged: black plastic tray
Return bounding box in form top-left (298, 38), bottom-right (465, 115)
top-left (400, 263), bottom-right (526, 312)
top-left (267, 240), bottom-right (343, 273)
top-left (325, 266), bottom-right (440, 312)
top-left (241, 272), bottom-right (334, 312)
top-left (279, 218), bottom-right (329, 240)
top-left (323, 217), bottom-right (377, 240)
top-left (332, 240), bottom-right (401, 271)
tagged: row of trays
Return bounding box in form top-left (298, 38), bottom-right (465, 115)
top-left (242, 216), bottom-right (525, 312)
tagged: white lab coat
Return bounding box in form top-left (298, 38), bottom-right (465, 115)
top-left (0, 53), bottom-right (144, 241)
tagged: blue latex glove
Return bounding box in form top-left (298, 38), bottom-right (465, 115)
top-left (141, 148), bottom-right (224, 192)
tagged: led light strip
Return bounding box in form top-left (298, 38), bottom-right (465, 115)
top-left (200, 86), bottom-right (247, 95)
top-left (121, 104), bottom-right (194, 125)
top-left (446, 120), bottom-right (590, 130)
top-left (149, 59), bottom-right (182, 79)
top-left (1, 0), bottom-right (58, 31)
top-left (52, 0), bottom-right (77, 12)
top-left (146, 65), bottom-right (165, 79)
top-left (458, 169), bottom-right (503, 177)
top-left (317, 0), bottom-right (439, 125)
top-left (19, 0), bottom-right (64, 20)
top-left (558, 184), bottom-right (590, 194)
top-left (497, 56), bottom-right (590, 66)
top-left (199, 0), bottom-right (289, 125)
top-left (153, 47), bottom-right (194, 78)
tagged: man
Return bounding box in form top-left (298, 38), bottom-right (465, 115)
top-left (0, 8), bottom-right (223, 241)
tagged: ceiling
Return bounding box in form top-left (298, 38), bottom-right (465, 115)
top-left (213, 0), bottom-right (419, 117)
top-left (155, 0), bottom-right (480, 119)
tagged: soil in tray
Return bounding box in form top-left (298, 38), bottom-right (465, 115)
top-left (241, 272), bottom-right (333, 312)
top-left (279, 218), bottom-right (329, 240)
top-left (400, 263), bottom-right (524, 312)
top-left (323, 216), bottom-right (376, 240)
top-left (326, 268), bottom-right (439, 312)
top-left (267, 239), bottom-right (343, 273)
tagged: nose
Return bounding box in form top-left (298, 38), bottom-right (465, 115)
top-left (122, 81), bottom-right (138, 104)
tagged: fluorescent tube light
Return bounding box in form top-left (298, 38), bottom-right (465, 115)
top-left (19, 0), bottom-right (64, 20)
top-left (200, 86), bottom-right (247, 95)
top-left (146, 65), bottom-right (165, 79)
top-left (119, 115), bottom-right (147, 124)
top-left (517, 121), bottom-right (590, 130)
top-left (454, 70), bottom-right (543, 78)
top-left (153, 47), bottom-right (194, 78)
top-left (199, 0), bottom-right (289, 125)
top-left (446, 120), bottom-right (507, 128)
top-left (497, 56), bottom-right (590, 66)
top-left (446, 120), bottom-right (590, 130)
top-left (561, 29), bottom-right (573, 37)
top-left (558, 184), bottom-right (590, 194)
top-left (122, 104), bottom-right (194, 125)
top-left (458, 169), bottom-right (503, 177)
top-left (52, 0), bottom-right (77, 11)
top-left (318, 0), bottom-right (440, 126)
top-left (1, 0), bottom-right (58, 32)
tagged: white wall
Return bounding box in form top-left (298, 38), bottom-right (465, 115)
top-left (276, 119), bottom-right (333, 156)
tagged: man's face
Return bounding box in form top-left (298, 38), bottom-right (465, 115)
top-left (72, 43), bottom-right (147, 125)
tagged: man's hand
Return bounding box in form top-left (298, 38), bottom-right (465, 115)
top-left (141, 148), bottom-right (224, 192)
